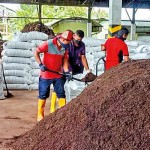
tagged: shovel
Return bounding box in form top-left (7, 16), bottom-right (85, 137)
top-left (45, 68), bottom-right (96, 83)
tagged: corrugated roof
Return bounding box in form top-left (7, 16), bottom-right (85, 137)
top-left (46, 17), bottom-right (102, 27)
top-left (100, 20), bottom-right (150, 27)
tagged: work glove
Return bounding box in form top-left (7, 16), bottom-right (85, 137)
top-left (86, 69), bottom-right (92, 74)
top-left (64, 71), bottom-right (72, 81)
top-left (39, 63), bottom-right (47, 72)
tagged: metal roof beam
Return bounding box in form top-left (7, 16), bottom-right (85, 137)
top-left (0, 0), bottom-right (149, 8)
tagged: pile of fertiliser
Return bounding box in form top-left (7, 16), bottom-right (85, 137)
top-left (21, 21), bottom-right (55, 39)
top-left (10, 59), bottom-right (150, 150)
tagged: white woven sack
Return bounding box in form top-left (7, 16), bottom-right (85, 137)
top-left (85, 46), bottom-right (92, 53)
top-left (13, 31), bottom-right (22, 41)
top-left (3, 83), bottom-right (29, 90)
top-left (2, 56), bottom-right (32, 64)
top-left (97, 70), bottom-right (104, 76)
top-left (3, 41), bottom-right (35, 50)
top-left (128, 48), bottom-right (136, 53)
top-left (129, 52), bottom-right (136, 57)
top-left (17, 31), bottom-right (48, 42)
top-left (91, 51), bottom-right (105, 58)
top-left (126, 41), bottom-right (139, 47)
top-left (29, 77), bottom-right (39, 83)
top-left (5, 76), bottom-right (33, 84)
top-left (29, 83), bottom-right (38, 90)
top-left (135, 45), bottom-right (150, 53)
top-left (131, 53), bottom-right (150, 60)
top-left (2, 49), bottom-right (33, 57)
top-left (30, 62), bottom-right (39, 69)
top-left (4, 70), bottom-right (30, 77)
top-left (83, 37), bottom-right (106, 47)
top-left (94, 63), bottom-right (105, 71)
top-left (90, 46), bottom-right (101, 52)
top-left (3, 63), bottom-right (31, 71)
top-left (30, 40), bottom-right (44, 46)
top-left (29, 69), bottom-right (40, 77)
top-left (91, 57), bottom-right (105, 65)
top-left (86, 53), bottom-right (94, 59)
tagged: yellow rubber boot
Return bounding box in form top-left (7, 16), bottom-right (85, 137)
top-left (50, 91), bottom-right (57, 113)
top-left (37, 99), bottom-right (46, 122)
top-left (58, 98), bottom-right (66, 108)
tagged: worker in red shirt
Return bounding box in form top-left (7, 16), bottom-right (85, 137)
top-left (34, 30), bottom-right (73, 122)
top-left (101, 27), bottom-right (129, 70)
top-left (50, 30), bottom-right (96, 114)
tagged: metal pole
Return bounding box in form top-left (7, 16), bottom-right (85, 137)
top-left (87, 1), bottom-right (93, 37)
top-left (130, 5), bottom-right (136, 40)
top-left (38, 1), bottom-right (42, 23)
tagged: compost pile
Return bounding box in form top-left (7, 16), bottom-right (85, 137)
top-left (10, 59), bottom-right (150, 150)
top-left (21, 21), bottom-right (55, 39)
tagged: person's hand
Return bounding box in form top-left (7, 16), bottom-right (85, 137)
top-left (65, 71), bottom-right (72, 81)
top-left (39, 63), bottom-right (47, 72)
top-left (86, 69), bottom-right (92, 74)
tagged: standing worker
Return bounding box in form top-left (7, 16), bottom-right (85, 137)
top-left (34, 30), bottom-right (73, 122)
top-left (101, 27), bottom-right (129, 70)
top-left (50, 30), bottom-right (96, 113)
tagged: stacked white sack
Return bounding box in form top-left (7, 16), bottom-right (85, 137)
top-left (126, 40), bottom-right (150, 60)
top-left (67, 38), bottom-right (106, 101)
top-left (2, 31), bottom-right (48, 90)
top-left (2, 41), bottom-right (34, 90)
top-left (15, 31), bottom-right (48, 90)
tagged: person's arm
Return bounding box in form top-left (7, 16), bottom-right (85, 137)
top-left (80, 44), bottom-right (91, 73)
top-left (63, 58), bottom-right (69, 72)
top-left (123, 43), bottom-right (129, 62)
top-left (34, 41), bottom-right (48, 65)
top-left (124, 55), bottom-right (129, 61)
top-left (81, 55), bottom-right (90, 73)
top-left (62, 50), bottom-right (69, 72)
top-left (34, 48), bottom-right (42, 65)
top-left (101, 44), bottom-right (106, 51)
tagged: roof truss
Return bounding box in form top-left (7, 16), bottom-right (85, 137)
top-left (0, 0), bottom-right (150, 8)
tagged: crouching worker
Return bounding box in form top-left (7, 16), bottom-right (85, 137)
top-left (34, 30), bottom-right (73, 122)
top-left (50, 30), bottom-right (96, 113)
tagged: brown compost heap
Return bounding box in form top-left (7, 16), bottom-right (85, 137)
top-left (10, 59), bottom-right (150, 150)
top-left (21, 21), bottom-right (55, 39)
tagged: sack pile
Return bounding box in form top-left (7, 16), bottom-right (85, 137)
top-left (2, 31), bottom-right (49, 90)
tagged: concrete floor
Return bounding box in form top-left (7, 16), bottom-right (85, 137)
top-left (0, 90), bottom-right (51, 150)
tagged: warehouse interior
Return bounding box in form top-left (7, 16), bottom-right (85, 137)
top-left (0, 1), bottom-right (150, 150)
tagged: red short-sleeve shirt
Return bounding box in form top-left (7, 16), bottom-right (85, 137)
top-left (37, 38), bottom-right (68, 79)
top-left (104, 37), bottom-right (129, 70)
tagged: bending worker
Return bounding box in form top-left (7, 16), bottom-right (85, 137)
top-left (101, 27), bottom-right (130, 70)
top-left (50, 30), bottom-right (95, 113)
top-left (34, 30), bottom-right (73, 122)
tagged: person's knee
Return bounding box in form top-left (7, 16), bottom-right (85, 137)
top-left (39, 92), bottom-right (49, 99)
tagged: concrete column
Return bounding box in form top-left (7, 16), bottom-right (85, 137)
top-left (108, 0), bottom-right (122, 38)
top-left (38, 2), bottom-right (42, 23)
top-left (87, 5), bottom-right (92, 37)
top-left (130, 7), bottom-right (136, 40)
top-left (130, 23), bottom-right (136, 40)
top-left (87, 23), bottom-right (92, 37)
